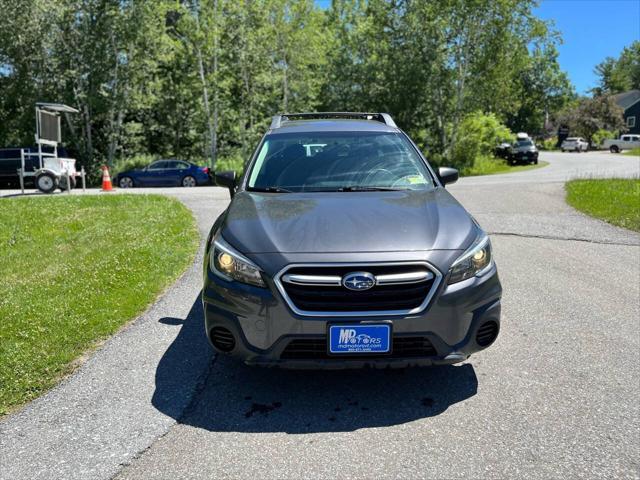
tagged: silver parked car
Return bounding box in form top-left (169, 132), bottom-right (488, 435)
top-left (204, 112), bottom-right (502, 368)
top-left (561, 137), bottom-right (589, 152)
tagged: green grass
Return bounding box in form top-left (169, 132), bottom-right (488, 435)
top-left (462, 156), bottom-right (549, 176)
top-left (566, 179), bottom-right (640, 232)
top-left (623, 148), bottom-right (640, 157)
top-left (0, 194), bottom-right (198, 414)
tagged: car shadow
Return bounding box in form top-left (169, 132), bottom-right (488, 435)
top-left (153, 296), bottom-right (478, 434)
top-left (151, 298), bottom-right (213, 419)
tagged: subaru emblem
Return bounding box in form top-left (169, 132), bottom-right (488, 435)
top-left (342, 272), bottom-right (376, 291)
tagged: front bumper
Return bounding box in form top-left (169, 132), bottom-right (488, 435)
top-left (510, 151), bottom-right (538, 162)
top-left (202, 252), bottom-right (502, 369)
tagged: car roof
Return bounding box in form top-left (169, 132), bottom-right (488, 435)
top-left (269, 118), bottom-right (399, 135)
top-left (267, 113), bottom-right (400, 135)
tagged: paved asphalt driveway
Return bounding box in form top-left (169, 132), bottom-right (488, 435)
top-left (1, 151), bottom-right (639, 479)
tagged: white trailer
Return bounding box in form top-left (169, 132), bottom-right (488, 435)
top-left (18, 103), bottom-right (85, 194)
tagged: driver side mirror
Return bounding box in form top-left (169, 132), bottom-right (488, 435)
top-left (438, 167), bottom-right (459, 186)
top-left (214, 170), bottom-right (237, 198)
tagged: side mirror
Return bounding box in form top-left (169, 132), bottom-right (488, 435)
top-left (438, 167), bottom-right (459, 186)
top-left (214, 170), bottom-right (237, 197)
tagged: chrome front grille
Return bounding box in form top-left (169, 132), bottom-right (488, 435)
top-left (274, 262), bottom-right (442, 317)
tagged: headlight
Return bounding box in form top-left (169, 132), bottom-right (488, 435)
top-left (448, 232), bottom-right (493, 284)
top-left (209, 234), bottom-right (266, 288)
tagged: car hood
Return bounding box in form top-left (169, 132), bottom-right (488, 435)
top-left (221, 189), bottom-right (478, 254)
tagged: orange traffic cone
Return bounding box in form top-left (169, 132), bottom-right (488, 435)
top-left (101, 165), bottom-right (114, 191)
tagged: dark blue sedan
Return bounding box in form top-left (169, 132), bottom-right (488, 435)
top-left (116, 160), bottom-right (211, 188)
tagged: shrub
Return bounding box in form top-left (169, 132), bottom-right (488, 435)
top-left (461, 154), bottom-right (508, 176)
top-left (539, 137), bottom-right (559, 151)
top-left (591, 129), bottom-right (616, 149)
top-left (450, 112), bottom-right (513, 171)
top-left (214, 153), bottom-right (245, 175)
top-left (113, 154), bottom-right (155, 177)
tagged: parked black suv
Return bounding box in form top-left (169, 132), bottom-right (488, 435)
top-left (508, 137), bottom-right (539, 165)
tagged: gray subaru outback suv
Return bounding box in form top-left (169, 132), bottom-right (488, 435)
top-left (203, 112), bottom-right (502, 368)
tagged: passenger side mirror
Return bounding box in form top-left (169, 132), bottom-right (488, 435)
top-left (438, 167), bottom-right (459, 186)
top-left (214, 170), bottom-right (237, 198)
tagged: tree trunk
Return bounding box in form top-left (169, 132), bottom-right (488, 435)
top-left (282, 60), bottom-right (289, 112)
top-left (107, 109), bottom-right (124, 168)
top-left (212, 0), bottom-right (219, 171)
top-left (107, 42), bottom-right (121, 169)
top-left (436, 85), bottom-right (447, 153)
top-left (83, 104), bottom-right (93, 164)
top-left (193, 0), bottom-right (217, 170)
top-left (196, 47), bottom-right (216, 170)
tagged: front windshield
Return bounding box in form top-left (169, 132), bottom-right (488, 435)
top-left (247, 132), bottom-right (435, 192)
top-left (516, 140), bottom-right (533, 147)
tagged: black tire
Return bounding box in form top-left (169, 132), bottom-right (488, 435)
top-left (534, 158), bottom-right (538, 165)
top-left (59, 175), bottom-right (76, 191)
top-left (36, 172), bottom-right (58, 194)
top-left (119, 176), bottom-right (134, 188)
top-left (610, 145), bottom-right (619, 153)
top-left (182, 175), bottom-right (197, 187)
top-left (561, 149), bottom-right (565, 152)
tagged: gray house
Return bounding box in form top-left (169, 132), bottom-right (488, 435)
top-left (612, 90), bottom-right (640, 134)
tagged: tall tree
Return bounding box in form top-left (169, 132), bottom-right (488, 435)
top-left (0, 0), bottom-right (63, 146)
top-left (0, 0), bottom-right (576, 175)
top-left (594, 41), bottom-right (640, 94)
top-left (322, 0), bottom-right (570, 160)
top-left (557, 96), bottom-right (626, 144)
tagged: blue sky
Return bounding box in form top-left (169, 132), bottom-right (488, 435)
top-left (315, 0), bottom-right (640, 95)
top-left (535, 0), bottom-right (640, 94)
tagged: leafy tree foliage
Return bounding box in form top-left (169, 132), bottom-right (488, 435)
top-left (0, 0), bottom-right (581, 175)
top-left (450, 112), bottom-right (514, 172)
top-left (321, 0), bottom-right (575, 163)
top-left (591, 129), bottom-right (617, 148)
top-left (506, 42), bottom-right (575, 136)
top-left (556, 96), bottom-right (626, 144)
top-left (594, 41), bottom-right (640, 94)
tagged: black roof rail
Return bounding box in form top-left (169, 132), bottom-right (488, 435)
top-left (270, 112), bottom-right (397, 129)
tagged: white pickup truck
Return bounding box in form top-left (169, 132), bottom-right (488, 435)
top-left (602, 134), bottom-right (640, 153)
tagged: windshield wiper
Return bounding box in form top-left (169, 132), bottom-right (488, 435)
top-left (249, 186), bottom-right (293, 193)
top-left (337, 186), bottom-right (404, 192)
